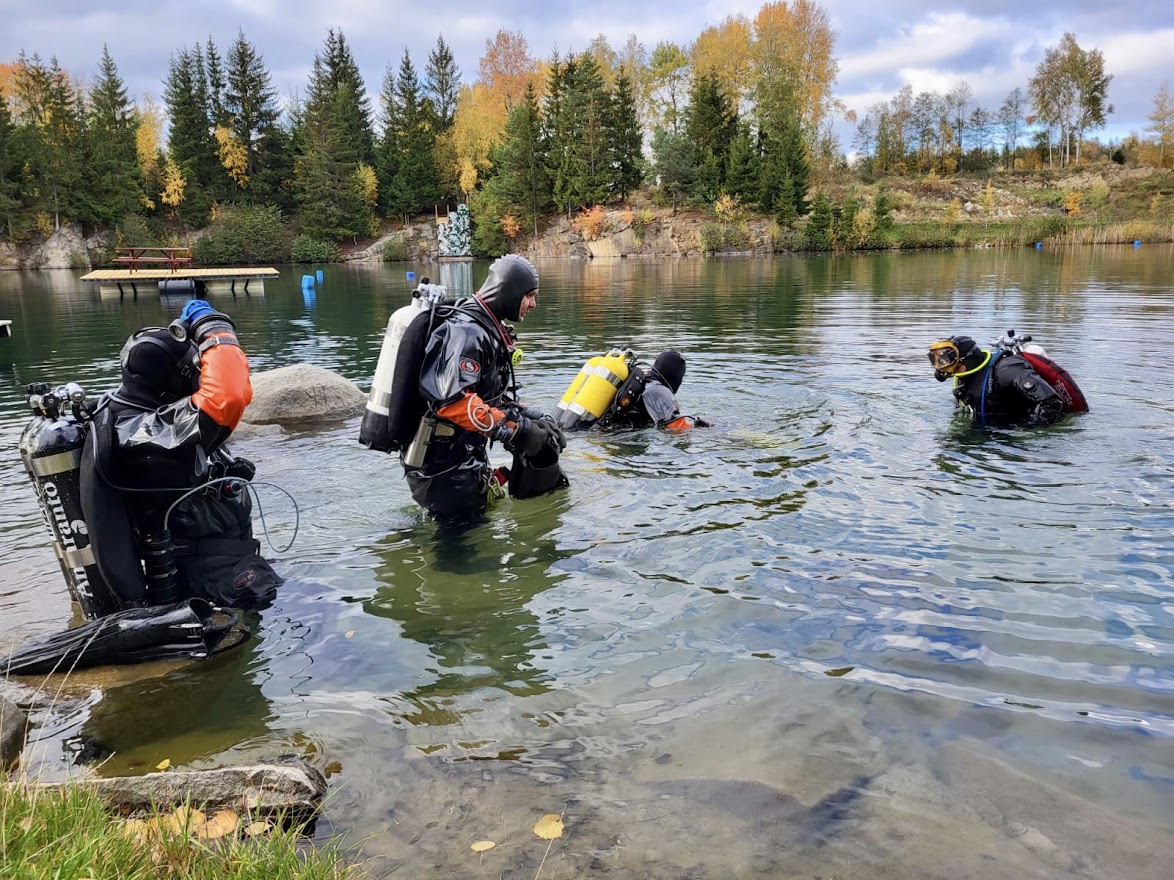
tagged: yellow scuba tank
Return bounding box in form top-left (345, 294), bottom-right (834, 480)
top-left (555, 349), bottom-right (635, 429)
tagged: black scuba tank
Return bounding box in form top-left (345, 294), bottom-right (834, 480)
top-left (18, 382), bottom-right (120, 620)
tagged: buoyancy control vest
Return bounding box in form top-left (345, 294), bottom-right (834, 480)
top-left (1019, 350), bottom-right (1089, 413)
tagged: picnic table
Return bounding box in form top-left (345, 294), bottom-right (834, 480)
top-left (111, 246), bottom-right (193, 272)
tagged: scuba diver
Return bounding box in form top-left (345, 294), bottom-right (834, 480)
top-left (557, 349), bottom-right (709, 432)
top-left (398, 254), bottom-right (568, 519)
top-left (929, 333), bottom-right (1087, 426)
top-left (8, 300), bottom-right (278, 674)
top-left (83, 299), bottom-right (282, 608)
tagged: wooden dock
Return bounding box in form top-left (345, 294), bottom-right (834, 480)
top-left (80, 267), bottom-right (279, 298)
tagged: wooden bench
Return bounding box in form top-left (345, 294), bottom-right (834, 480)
top-left (112, 246), bottom-right (193, 272)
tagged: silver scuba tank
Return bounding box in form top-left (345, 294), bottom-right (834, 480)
top-left (18, 382), bottom-right (119, 620)
top-left (359, 281), bottom-right (452, 452)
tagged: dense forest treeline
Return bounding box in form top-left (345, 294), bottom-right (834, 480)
top-left (1, 0), bottom-right (1172, 264)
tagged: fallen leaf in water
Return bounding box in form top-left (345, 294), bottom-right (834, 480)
top-left (323, 760), bottom-right (343, 778)
top-left (245, 821), bottom-right (272, 837)
top-left (154, 758), bottom-right (171, 771)
top-left (470, 840), bottom-right (496, 853)
top-left (823, 667), bottom-right (854, 677)
top-left (344, 630), bottom-right (355, 638)
top-left (196, 809), bottom-right (240, 840)
top-left (533, 814), bottom-right (564, 840)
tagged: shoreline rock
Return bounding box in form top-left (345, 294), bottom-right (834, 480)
top-left (244, 364), bottom-right (365, 425)
top-left (35, 761), bottom-right (328, 817)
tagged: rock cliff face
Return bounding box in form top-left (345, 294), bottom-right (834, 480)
top-left (0, 225), bottom-right (111, 270)
top-left (523, 209), bottom-right (776, 259)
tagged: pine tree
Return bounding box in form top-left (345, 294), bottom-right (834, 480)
top-left (424, 35), bottom-right (461, 130)
top-left (558, 52), bottom-right (609, 211)
top-left (606, 69), bottom-right (643, 201)
top-left (225, 30), bottom-right (281, 188)
top-left (389, 48), bottom-right (439, 222)
top-left (83, 45), bottom-right (144, 226)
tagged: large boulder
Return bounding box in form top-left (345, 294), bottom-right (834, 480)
top-left (1, 694), bottom-right (28, 766)
top-left (244, 364), bottom-right (365, 425)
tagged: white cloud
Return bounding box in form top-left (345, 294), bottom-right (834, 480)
top-left (839, 12), bottom-right (1018, 80)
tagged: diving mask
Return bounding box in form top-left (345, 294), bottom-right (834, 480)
top-left (928, 340), bottom-right (963, 373)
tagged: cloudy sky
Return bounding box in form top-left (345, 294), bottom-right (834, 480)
top-left (2, 0), bottom-right (1171, 147)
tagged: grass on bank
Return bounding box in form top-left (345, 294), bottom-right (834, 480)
top-left (0, 779), bottom-right (354, 880)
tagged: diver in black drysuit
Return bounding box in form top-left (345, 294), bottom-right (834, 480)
top-left (4, 302), bottom-right (280, 675)
top-left (404, 255), bottom-right (567, 519)
top-left (930, 334), bottom-right (1064, 426)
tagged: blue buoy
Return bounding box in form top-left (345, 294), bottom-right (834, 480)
top-left (301, 274), bottom-right (315, 288)
top-left (1133, 240), bottom-right (1142, 247)
top-left (316, 269), bottom-right (324, 283)
top-left (1035, 242), bottom-right (1043, 249)
top-left (406, 271), bottom-right (416, 282)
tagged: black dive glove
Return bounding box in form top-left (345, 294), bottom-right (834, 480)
top-left (508, 417), bottom-right (566, 457)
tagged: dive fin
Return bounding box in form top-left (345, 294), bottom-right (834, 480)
top-left (3, 599), bottom-right (248, 676)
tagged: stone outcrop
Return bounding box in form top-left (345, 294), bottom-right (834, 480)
top-left (38, 761), bottom-right (327, 817)
top-left (347, 222), bottom-right (437, 263)
top-left (1, 694), bottom-right (28, 766)
top-left (244, 364), bottom-right (365, 425)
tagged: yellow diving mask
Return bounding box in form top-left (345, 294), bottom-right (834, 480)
top-left (928, 339), bottom-right (963, 374)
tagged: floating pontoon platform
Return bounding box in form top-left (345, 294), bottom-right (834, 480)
top-left (80, 267), bottom-right (279, 298)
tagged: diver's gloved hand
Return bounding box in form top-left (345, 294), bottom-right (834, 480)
top-left (180, 299), bottom-right (215, 324)
top-left (506, 417), bottom-right (559, 457)
top-left (181, 300), bottom-right (237, 344)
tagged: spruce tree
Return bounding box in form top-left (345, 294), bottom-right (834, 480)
top-left (225, 30), bottom-right (281, 188)
top-left (388, 48), bottom-right (439, 222)
top-left (205, 37), bottom-right (228, 127)
top-left (375, 64), bottom-right (400, 216)
top-left (567, 52), bottom-right (609, 209)
top-left (13, 54), bottom-right (84, 230)
top-left (495, 82), bottom-right (549, 235)
top-left (685, 70), bottom-right (736, 200)
top-left (651, 125), bottom-right (698, 210)
top-left (83, 45), bottom-right (143, 226)
top-left (164, 47), bottom-right (221, 223)
top-left (725, 122), bottom-right (760, 202)
top-left (297, 29), bottom-right (375, 240)
top-left (606, 69), bottom-right (643, 201)
top-left (424, 35), bottom-right (461, 130)
top-left (0, 92), bottom-right (25, 239)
